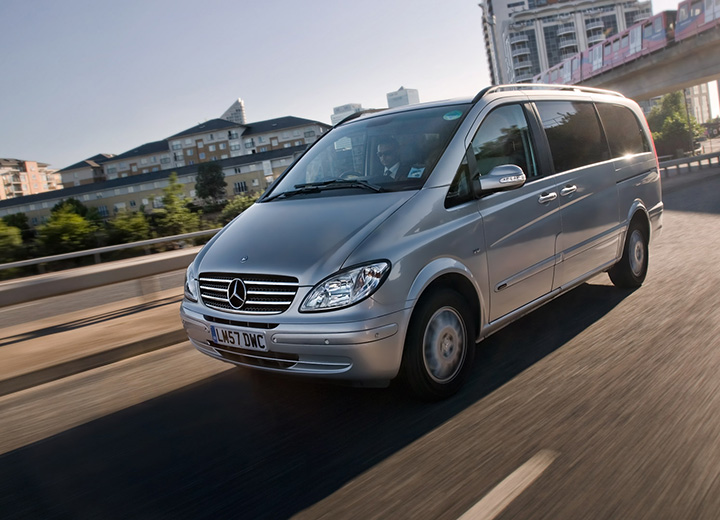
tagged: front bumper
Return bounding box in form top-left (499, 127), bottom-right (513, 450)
top-left (180, 303), bottom-right (411, 383)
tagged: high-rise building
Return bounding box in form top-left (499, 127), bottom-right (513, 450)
top-left (0, 159), bottom-right (61, 201)
top-left (221, 98), bottom-right (247, 125)
top-left (387, 87), bottom-right (420, 108)
top-left (331, 103), bottom-right (364, 125)
top-left (479, 0), bottom-right (651, 84)
top-left (686, 84), bottom-right (713, 124)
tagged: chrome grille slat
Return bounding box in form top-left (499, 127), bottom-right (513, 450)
top-left (199, 272), bottom-right (299, 315)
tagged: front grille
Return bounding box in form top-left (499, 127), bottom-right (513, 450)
top-left (199, 272), bottom-right (299, 315)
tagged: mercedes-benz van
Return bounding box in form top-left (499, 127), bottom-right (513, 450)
top-left (181, 84), bottom-right (663, 399)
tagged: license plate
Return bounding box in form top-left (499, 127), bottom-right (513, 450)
top-left (211, 325), bottom-right (267, 351)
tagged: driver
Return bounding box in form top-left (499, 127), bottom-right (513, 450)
top-left (377, 137), bottom-right (411, 179)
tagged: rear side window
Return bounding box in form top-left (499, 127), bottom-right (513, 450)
top-left (535, 101), bottom-right (608, 173)
top-left (596, 104), bottom-right (652, 157)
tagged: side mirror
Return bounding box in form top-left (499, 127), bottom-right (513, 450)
top-left (474, 164), bottom-right (526, 195)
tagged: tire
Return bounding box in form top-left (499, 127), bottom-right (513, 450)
top-left (400, 289), bottom-right (476, 400)
top-left (608, 220), bottom-right (648, 288)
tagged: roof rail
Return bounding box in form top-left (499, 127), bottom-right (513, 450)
top-left (476, 83), bottom-right (625, 99)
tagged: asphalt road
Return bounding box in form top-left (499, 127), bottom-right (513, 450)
top-left (1, 174), bottom-right (720, 519)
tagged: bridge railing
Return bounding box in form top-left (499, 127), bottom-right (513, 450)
top-left (658, 151), bottom-right (720, 177)
top-left (0, 228), bottom-right (221, 273)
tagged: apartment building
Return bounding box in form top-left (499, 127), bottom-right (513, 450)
top-left (97, 116), bottom-right (329, 182)
top-left (57, 153), bottom-right (115, 187)
top-left (0, 146), bottom-right (305, 226)
top-left (480, 0), bottom-right (651, 83)
top-left (1, 159), bottom-right (62, 201)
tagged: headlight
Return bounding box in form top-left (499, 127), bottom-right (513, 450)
top-left (300, 261), bottom-right (390, 312)
top-left (184, 263), bottom-right (198, 302)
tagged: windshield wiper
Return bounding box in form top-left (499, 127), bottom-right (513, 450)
top-left (265, 179), bottom-right (384, 201)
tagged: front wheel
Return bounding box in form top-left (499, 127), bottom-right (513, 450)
top-left (608, 221), bottom-right (648, 288)
top-left (400, 289), bottom-right (476, 400)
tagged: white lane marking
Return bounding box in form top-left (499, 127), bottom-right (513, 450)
top-left (458, 450), bottom-right (558, 520)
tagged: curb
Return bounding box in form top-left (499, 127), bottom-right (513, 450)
top-left (0, 329), bottom-right (187, 398)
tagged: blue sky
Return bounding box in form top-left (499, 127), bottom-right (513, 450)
top-left (0, 0), bottom-right (697, 169)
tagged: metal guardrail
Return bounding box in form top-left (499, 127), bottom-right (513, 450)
top-left (0, 228), bottom-right (221, 272)
top-left (657, 151), bottom-right (720, 177)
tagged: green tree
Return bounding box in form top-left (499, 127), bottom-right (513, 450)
top-left (2, 212), bottom-right (33, 241)
top-left (647, 92), bottom-right (702, 157)
top-left (195, 162), bottom-right (227, 204)
top-left (153, 173), bottom-right (199, 236)
top-left (0, 220), bottom-right (22, 262)
top-left (220, 193), bottom-right (259, 225)
top-left (37, 206), bottom-right (95, 254)
top-left (109, 211), bottom-right (150, 244)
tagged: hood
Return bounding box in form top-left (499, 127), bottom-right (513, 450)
top-left (195, 192), bottom-right (416, 284)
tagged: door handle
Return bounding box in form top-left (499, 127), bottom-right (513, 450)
top-left (560, 185), bottom-right (577, 196)
top-left (538, 192), bottom-right (558, 204)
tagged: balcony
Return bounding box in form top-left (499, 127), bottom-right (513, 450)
top-left (512, 46), bottom-right (531, 58)
top-left (557, 23), bottom-right (576, 37)
top-left (558, 36), bottom-right (577, 49)
top-left (587, 33), bottom-right (606, 45)
top-left (515, 72), bottom-right (535, 82)
top-left (509, 34), bottom-right (529, 45)
top-left (586, 21), bottom-right (604, 31)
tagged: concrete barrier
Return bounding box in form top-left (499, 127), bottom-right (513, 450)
top-left (0, 247), bottom-right (200, 308)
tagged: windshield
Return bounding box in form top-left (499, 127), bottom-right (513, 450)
top-left (264, 104), bottom-right (470, 200)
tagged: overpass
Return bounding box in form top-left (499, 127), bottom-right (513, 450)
top-left (571, 28), bottom-right (720, 101)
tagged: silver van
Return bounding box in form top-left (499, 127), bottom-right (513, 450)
top-left (181, 84), bottom-right (663, 399)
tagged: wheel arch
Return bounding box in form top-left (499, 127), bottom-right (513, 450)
top-left (406, 260), bottom-right (484, 342)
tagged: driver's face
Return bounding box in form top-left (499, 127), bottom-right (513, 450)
top-left (377, 145), bottom-right (399, 167)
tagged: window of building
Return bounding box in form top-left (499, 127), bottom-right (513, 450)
top-left (160, 157), bottom-right (171, 164)
top-left (98, 205), bottom-right (109, 217)
top-left (209, 133), bottom-right (214, 141)
top-left (131, 165), bottom-right (138, 172)
top-left (186, 149), bottom-right (194, 156)
top-left (199, 152), bottom-right (206, 160)
top-left (229, 130), bottom-right (239, 139)
top-left (129, 200), bottom-right (137, 207)
top-left (172, 142), bottom-right (182, 150)
top-left (304, 130), bottom-right (316, 138)
top-left (219, 143), bottom-right (227, 150)
top-left (209, 145), bottom-right (216, 152)
top-left (234, 181), bottom-right (247, 193)
top-left (259, 147), bottom-right (267, 152)
top-left (153, 196), bottom-right (164, 208)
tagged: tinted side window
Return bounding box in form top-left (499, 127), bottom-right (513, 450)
top-left (536, 101), bottom-right (607, 173)
top-left (596, 103), bottom-right (651, 157)
top-left (447, 104), bottom-right (536, 207)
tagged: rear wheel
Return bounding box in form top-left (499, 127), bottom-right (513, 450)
top-left (609, 220), bottom-right (648, 288)
top-left (400, 289), bottom-right (475, 400)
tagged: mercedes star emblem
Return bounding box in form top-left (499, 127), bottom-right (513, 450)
top-left (227, 278), bottom-right (247, 309)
